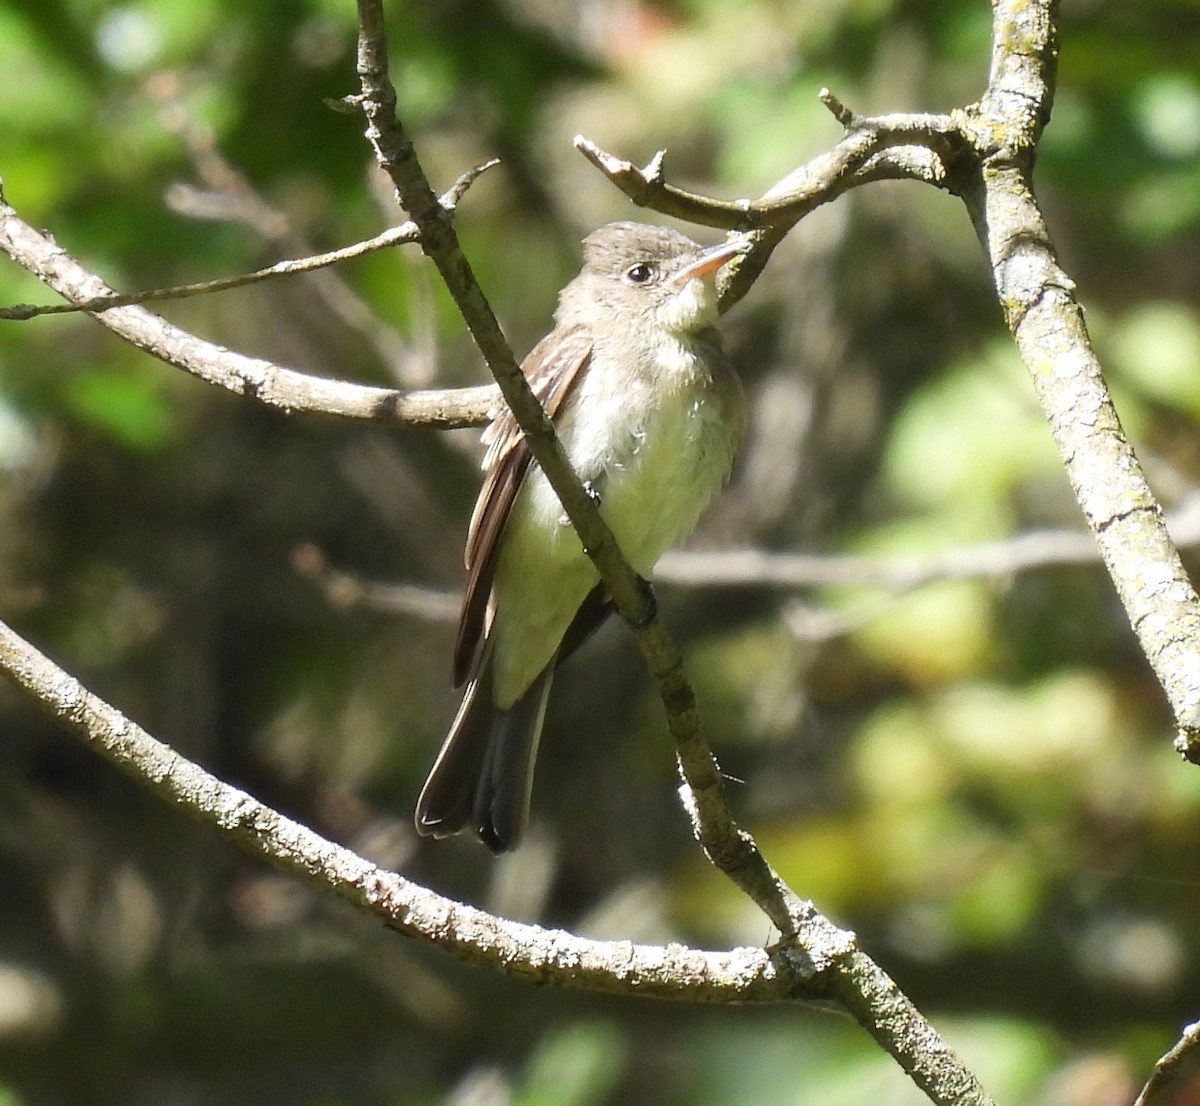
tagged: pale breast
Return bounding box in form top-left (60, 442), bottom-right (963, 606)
top-left (563, 332), bottom-right (744, 572)
top-left (488, 331), bottom-right (743, 705)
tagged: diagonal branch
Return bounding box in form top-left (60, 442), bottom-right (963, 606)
top-left (0, 181), bottom-right (496, 428)
top-left (349, 6), bottom-right (997, 1105)
top-left (352, 0), bottom-right (808, 939)
top-left (575, 96), bottom-right (964, 315)
top-left (956, 0), bottom-right (1200, 754)
top-left (1134, 1020), bottom-right (1200, 1106)
top-left (574, 102), bottom-right (958, 233)
top-left (0, 612), bottom-right (798, 1003)
top-left (571, 1), bottom-right (1200, 765)
top-left (0, 159), bottom-right (497, 323)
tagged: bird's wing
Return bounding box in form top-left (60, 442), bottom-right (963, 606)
top-left (452, 324), bottom-right (594, 686)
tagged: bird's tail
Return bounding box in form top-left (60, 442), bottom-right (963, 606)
top-left (415, 653), bottom-right (554, 853)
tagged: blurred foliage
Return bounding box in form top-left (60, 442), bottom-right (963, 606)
top-left (1, 1), bottom-right (1200, 1104)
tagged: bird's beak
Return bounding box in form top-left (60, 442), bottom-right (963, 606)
top-left (672, 237), bottom-right (749, 283)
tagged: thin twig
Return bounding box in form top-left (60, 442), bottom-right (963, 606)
top-left (659, 492), bottom-right (1200, 590)
top-left (0, 223), bottom-right (417, 320)
top-left (292, 544), bottom-right (460, 621)
top-left (574, 107), bottom-right (959, 315)
top-left (1133, 1020), bottom-right (1200, 1106)
top-left (0, 160), bottom-right (496, 322)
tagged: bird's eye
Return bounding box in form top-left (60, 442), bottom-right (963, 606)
top-left (624, 262), bottom-right (655, 284)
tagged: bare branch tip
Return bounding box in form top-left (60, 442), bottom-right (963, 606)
top-left (643, 149), bottom-right (667, 182)
top-left (573, 134), bottom-right (610, 167)
top-left (573, 135), bottom-right (623, 175)
top-left (325, 93), bottom-right (366, 115)
top-left (818, 87), bottom-right (856, 128)
top-left (443, 157), bottom-right (501, 209)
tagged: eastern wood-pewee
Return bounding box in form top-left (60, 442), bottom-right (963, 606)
top-left (415, 222), bottom-right (746, 851)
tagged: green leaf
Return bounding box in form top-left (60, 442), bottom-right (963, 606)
top-left (1109, 301), bottom-right (1200, 415)
top-left (64, 367), bottom-right (174, 450)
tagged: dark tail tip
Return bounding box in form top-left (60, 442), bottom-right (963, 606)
top-left (417, 661), bottom-right (554, 854)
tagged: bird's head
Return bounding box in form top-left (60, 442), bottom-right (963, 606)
top-left (556, 222), bottom-right (747, 338)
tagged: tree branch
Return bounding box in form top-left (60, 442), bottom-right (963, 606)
top-left (659, 489), bottom-right (1200, 590)
top-left (573, 104), bottom-right (957, 233)
top-left (575, 97), bottom-right (963, 315)
top-left (1134, 1020), bottom-right (1200, 1106)
top-left (573, 0), bottom-right (1200, 766)
top-left (352, 0), bottom-right (812, 940)
top-left (0, 180), bottom-right (496, 428)
top-left (0, 159), bottom-right (496, 322)
top-left (954, 0), bottom-right (1200, 756)
top-left (0, 612), bottom-right (797, 1003)
top-left (346, 7), bottom-right (998, 1104)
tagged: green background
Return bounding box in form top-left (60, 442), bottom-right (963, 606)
top-left (2, 1), bottom-right (1200, 1103)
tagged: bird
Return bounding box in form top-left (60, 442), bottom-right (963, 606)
top-left (415, 221), bottom-right (746, 852)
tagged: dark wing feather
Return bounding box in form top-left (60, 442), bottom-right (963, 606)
top-left (452, 325), bottom-right (594, 686)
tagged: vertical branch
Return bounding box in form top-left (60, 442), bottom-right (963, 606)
top-left (958, 0), bottom-right (1200, 751)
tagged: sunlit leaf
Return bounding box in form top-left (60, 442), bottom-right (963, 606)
top-left (64, 367), bottom-right (174, 450)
